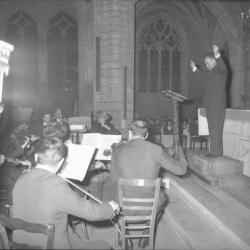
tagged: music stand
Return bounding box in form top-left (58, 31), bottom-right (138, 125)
top-left (161, 90), bottom-right (188, 158)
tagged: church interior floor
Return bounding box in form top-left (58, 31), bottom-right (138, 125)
top-left (1, 156), bottom-right (250, 249)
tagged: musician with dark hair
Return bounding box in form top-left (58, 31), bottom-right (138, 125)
top-left (12, 137), bottom-right (120, 249)
top-left (89, 111), bottom-right (121, 135)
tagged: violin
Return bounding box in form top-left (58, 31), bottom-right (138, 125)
top-left (4, 156), bottom-right (32, 168)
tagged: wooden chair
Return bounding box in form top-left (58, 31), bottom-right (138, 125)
top-left (0, 214), bottom-right (55, 249)
top-left (0, 188), bottom-right (8, 201)
top-left (188, 120), bottom-right (209, 150)
top-left (117, 178), bottom-right (161, 250)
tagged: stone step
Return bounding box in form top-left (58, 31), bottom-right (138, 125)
top-left (166, 175), bottom-right (250, 250)
top-left (165, 190), bottom-right (239, 250)
top-left (187, 150), bottom-right (243, 176)
top-left (190, 167), bottom-right (250, 187)
top-left (155, 213), bottom-right (189, 250)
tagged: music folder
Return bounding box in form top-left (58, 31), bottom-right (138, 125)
top-left (59, 143), bottom-right (96, 181)
top-left (81, 133), bottom-right (122, 161)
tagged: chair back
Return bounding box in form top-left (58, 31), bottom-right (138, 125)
top-left (117, 178), bottom-right (161, 250)
top-left (0, 214), bottom-right (55, 249)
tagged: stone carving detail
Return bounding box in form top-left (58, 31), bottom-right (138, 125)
top-left (0, 40), bottom-right (14, 102)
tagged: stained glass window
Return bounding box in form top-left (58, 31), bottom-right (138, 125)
top-left (4, 11), bottom-right (39, 105)
top-left (138, 19), bottom-right (181, 93)
top-left (47, 12), bottom-right (78, 96)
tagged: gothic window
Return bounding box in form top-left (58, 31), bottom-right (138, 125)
top-left (4, 11), bottom-right (39, 105)
top-left (138, 19), bottom-right (181, 93)
top-left (47, 12), bottom-right (78, 96)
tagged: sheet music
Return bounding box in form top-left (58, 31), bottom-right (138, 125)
top-left (68, 116), bottom-right (91, 130)
top-left (198, 108), bottom-right (209, 136)
top-left (60, 144), bottom-right (96, 181)
top-left (82, 133), bottom-right (122, 161)
top-left (70, 124), bottom-right (85, 130)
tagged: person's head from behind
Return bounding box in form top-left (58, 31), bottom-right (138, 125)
top-left (35, 137), bottom-right (66, 173)
top-left (128, 120), bottom-right (148, 141)
top-left (43, 118), bottom-right (68, 141)
top-left (204, 52), bottom-right (217, 70)
top-left (13, 121), bottom-right (29, 134)
top-left (42, 113), bottom-right (51, 124)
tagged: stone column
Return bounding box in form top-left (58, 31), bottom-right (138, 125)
top-left (93, 0), bottom-right (136, 127)
top-left (75, 0), bottom-right (94, 116)
top-left (37, 32), bottom-right (48, 99)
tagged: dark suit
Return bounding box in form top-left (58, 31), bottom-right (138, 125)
top-left (196, 56), bottom-right (227, 156)
top-left (103, 138), bottom-right (187, 210)
top-left (89, 121), bottom-right (121, 135)
top-left (12, 168), bottom-right (114, 249)
top-left (111, 138), bottom-right (186, 180)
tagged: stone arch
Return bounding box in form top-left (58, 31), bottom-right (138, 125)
top-left (46, 10), bottom-right (78, 116)
top-left (0, 5), bottom-right (44, 41)
top-left (136, 11), bottom-right (189, 95)
top-left (135, 10), bottom-right (190, 119)
top-left (46, 5), bottom-right (77, 31)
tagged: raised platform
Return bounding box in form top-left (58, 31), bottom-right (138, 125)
top-left (164, 174), bottom-right (250, 250)
top-left (186, 150), bottom-right (249, 187)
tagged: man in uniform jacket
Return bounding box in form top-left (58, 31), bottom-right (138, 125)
top-left (103, 120), bottom-right (188, 210)
top-left (190, 44), bottom-right (228, 157)
top-left (12, 137), bottom-right (119, 249)
top-left (107, 120), bottom-right (188, 248)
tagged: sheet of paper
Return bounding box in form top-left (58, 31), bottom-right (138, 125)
top-left (95, 134), bottom-right (122, 160)
top-left (82, 133), bottom-right (122, 160)
top-left (198, 108), bottom-right (209, 136)
top-left (60, 144), bottom-right (96, 181)
top-left (68, 116), bottom-right (91, 130)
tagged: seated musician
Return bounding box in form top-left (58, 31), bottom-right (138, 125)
top-left (53, 109), bottom-right (71, 141)
top-left (12, 137), bottom-right (120, 249)
top-left (0, 121), bottom-right (39, 168)
top-left (89, 111), bottom-right (121, 135)
top-left (104, 120), bottom-right (188, 247)
top-left (29, 112), bottom-right (51, 138)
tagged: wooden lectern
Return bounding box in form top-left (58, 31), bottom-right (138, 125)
top-left (161, 90), bottom-right (188, 159)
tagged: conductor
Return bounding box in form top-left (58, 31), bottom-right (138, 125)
top-left (190, 44), bottom-right (228, 157)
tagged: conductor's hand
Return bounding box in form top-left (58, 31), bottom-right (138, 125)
top-left (108, 200), bottom-right (120, 215)
top-left (212, 44), bottom-right (220, 58)
top-left (94, 161), bottom-right (106, 169)
top-left (190, 60), bottom-right (196, 71)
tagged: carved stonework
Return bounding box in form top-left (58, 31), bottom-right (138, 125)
top-left (0, 40), bottom-right (14, 102)
top-left (0, 40), bottom-right (13, 76)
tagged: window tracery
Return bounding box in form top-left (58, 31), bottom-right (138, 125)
top-left (138, 19), bottom-right (181, 93)
top-left (47, 12), bottom-right (78, 96)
